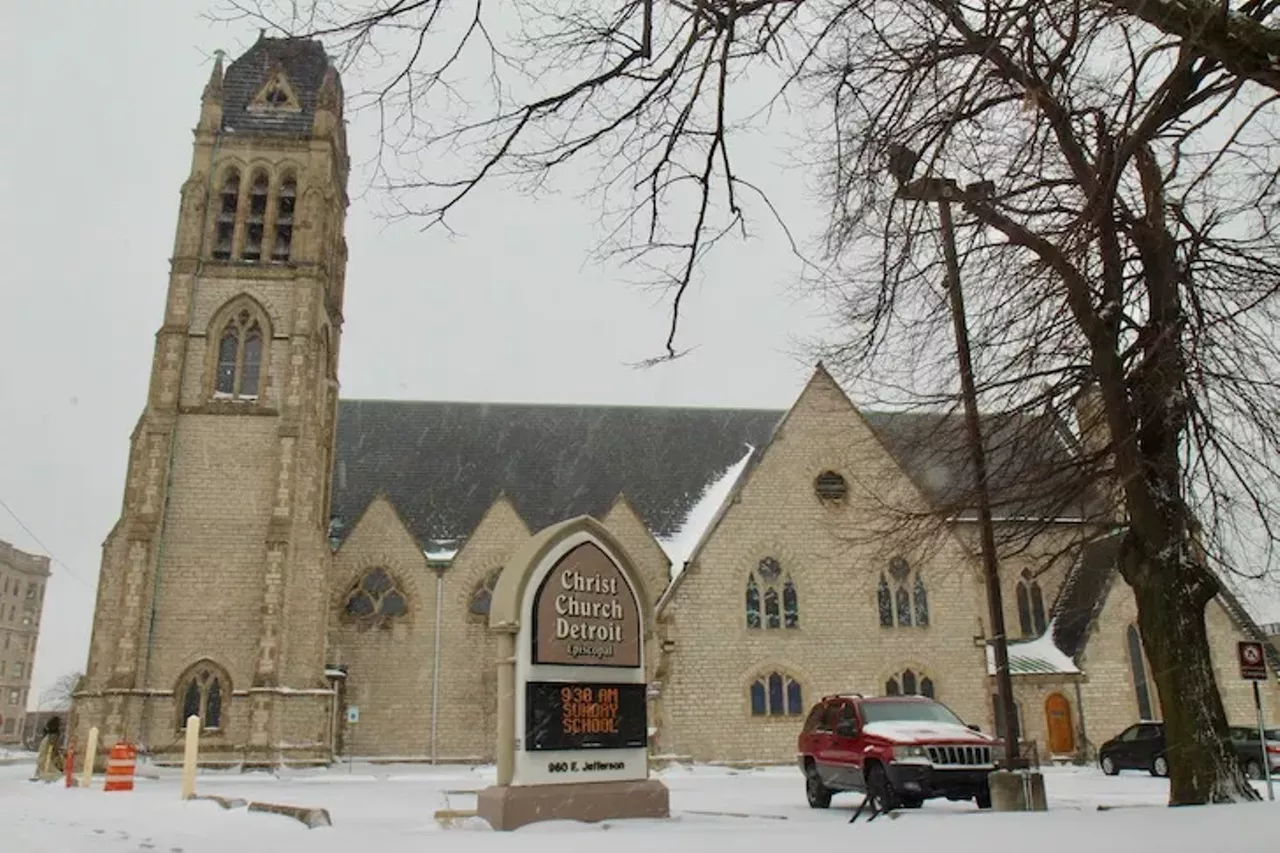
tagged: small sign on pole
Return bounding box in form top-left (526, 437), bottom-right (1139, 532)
top-left (1239, 641), bottom-right (1275, 801)
top-left (1239, 641), bottom-right (1268, 681)
top-left (345, 706), bottom-right (358, 774)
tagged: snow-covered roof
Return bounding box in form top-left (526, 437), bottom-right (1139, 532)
top-left (657, 444), bottom-right (755, 579)
top-left (986, 622), bottom-right (1081, 676)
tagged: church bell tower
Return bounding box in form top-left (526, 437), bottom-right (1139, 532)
top-left (73, 34), bottom-right (349, 765)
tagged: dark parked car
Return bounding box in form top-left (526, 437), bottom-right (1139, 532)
top-left (1228, 726), bottom-right (1280, 780)
top-left (1100, 721), bottom-right (1280, 780)
top-left (1098, 722), bottom-right (1167, 777)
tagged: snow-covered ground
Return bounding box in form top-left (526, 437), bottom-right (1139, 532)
top-left (3, 757), bottom-right (1276, 852)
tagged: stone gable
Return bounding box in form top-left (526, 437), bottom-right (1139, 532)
top-left (1076, 576), bottom-right (1280, 753)
top-left (433, 495), bottom-right (532, 761)
top-left (602, 494), bottom-right (672, 608)
top-left (657, 366), bottom-right (992, 762)
top-left (330, 495), bottom-right (431, 756)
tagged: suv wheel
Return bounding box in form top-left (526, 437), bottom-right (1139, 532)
top-left (867, 763), bottom-right (900, 814)
top-left (1100, 755), bottom-right (1118, 776)
top-left (1245, 759), bottom-right (1263, 780)
top-left (975, 785), bottom-right (992, 810)
top-left (805, 769), bottom-right (833, 809)
top-left (1150, 755), bottom-right (1169, 778)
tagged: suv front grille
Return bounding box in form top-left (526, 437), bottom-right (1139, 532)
top-left (926, 745), bottom-right (993, 767)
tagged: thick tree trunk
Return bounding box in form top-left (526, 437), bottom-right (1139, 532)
top-left (1128, 549), bottom-right (1258, 804)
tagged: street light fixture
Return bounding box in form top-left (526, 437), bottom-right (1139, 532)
top-left (892, 165), bottom-right (1025, 770)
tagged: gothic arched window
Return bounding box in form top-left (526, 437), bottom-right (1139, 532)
top-left (913, 575), bottom-right (929, 626)
top-left (1127, 624), bottom-right (1154, 720)
top-left (1016, 580), bottom-right (1032, 636)
top-left (745, 575), bottom-right (761, 629)
top-left (783, 579), bottom-right (799, 628)
top-left (885, 669), bottom-right (935, 698)
top-left (764, 587), bottom-right (781, 629)
top-left (176, 661), bottom-right (228, 732)
top-left (272, 175), bottom-right (296, 262)
top-left (877, 575), bottom-right (893, 627)
top-left (749, 671), bottom-right (804, 716)
top-left (896, 586), bottom-right (912, 627)
top-left (882, 558), bottom-right (929, 629)
top-left (212, 170), bottom-right (240, 260)
top-left (242, 171), bottom-right (270, 261)
top-left (748, 558), bottom-right (798, 630)
top-left (343, 568), bottom-right (409, 629)
top-left (1017, 571), bottom-right (1047, 636)
top-left (469, 568), bottom-right (502, 617)
top-left (214, 307), bottom-right (266, 400)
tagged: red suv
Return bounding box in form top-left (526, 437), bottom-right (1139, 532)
top-left (797, 693), bottom-right (1001, 812)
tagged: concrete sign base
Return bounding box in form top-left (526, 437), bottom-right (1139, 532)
top-left (478, 778), bottom-right (670, 831)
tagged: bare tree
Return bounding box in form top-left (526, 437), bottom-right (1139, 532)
top-left (1106, 0), bottom-right (1280, 92)
top-left (39, 671), bottom-right (83, 711)
top-left (216, 0), bottom-right (1280, 803)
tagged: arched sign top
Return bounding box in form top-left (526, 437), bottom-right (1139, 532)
top-left (479, 514), bottom-right (670, 828)
top-left (489, 514), bottom-right (653, 633)
top-left (531, 541), bottom-right (641, 668)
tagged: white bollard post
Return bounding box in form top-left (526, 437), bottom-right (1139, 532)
top-left (80, 727), bottom-right (100, 789)
top-left (180, 715), bottom-right (200, 800)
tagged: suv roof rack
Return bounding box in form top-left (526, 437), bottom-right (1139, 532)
top-left (822, 692), bottom-right (864, 700)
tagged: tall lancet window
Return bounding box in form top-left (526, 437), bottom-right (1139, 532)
top-left (272, 176), bottom-right (296, 262)
top-left (212, 170), bottom-right (240, 260)
top-left (214, 306), bottom-right (267, 400)
top-left (242, 171), bottom-right (269, 261)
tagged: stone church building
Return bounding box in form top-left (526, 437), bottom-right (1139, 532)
top-left (72, 35), bottom-right (1280, 768)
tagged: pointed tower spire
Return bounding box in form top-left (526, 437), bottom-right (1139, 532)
top-left (202, 50), bottom-right (226, 103)
top-left (197, 50), bottom-right (226, 133)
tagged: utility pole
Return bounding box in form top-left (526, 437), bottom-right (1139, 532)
top-left (896, 174), bottom-right (1023, 769)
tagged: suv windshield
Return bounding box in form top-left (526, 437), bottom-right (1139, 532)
top-left (861, 700), bottom-right (965, 725)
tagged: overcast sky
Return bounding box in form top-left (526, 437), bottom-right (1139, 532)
top-left (2, 3), bottom-right (1277, 713)
top-left (0, 2), bottom-right (833, 708)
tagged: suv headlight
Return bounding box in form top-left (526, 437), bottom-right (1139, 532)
top-left (893, 745), bottom-right (929, 761)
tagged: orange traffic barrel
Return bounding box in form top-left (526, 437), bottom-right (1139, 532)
top-left (104, 743), bottom-right (136, 792)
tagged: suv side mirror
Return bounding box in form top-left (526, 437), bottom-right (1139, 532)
top-left (835, 720), bottom-right (857, 738)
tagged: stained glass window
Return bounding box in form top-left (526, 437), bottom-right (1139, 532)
top-left (913, 575), bottom-right (929, 626)
top-left (344, 568), bottom-right (409, 627)
top-left (764, 587), bottom-right (781, 630)
top-left (745, 575), bottom-right (761, 628)
top-left (783, 579), bottom-right (799, 629)
top-left (177, 663), bottom-right (228, 732)
top-left (1128, 624), bottom-right (1154, 720)
top-left (878, 575), bottom-right (893, 627)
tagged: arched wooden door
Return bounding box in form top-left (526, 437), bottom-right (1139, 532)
top-left (1045, 693), bottom-right (1075, 754)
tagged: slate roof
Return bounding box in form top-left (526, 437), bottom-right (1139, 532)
top-left (329, 398), bottom-right (1104, 552)
top-left (1051, 530), bottom-right (1126, 658)
top-left (330, 400), bottom-right (782, 546)
top-left (862, 410), bottom-right (1108, 522)
top-left (221, 35), bottom-right (335, 136)
top-left (1049, 527), bottom-right (1280, 677)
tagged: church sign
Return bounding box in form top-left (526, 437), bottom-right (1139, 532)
top-left (531, 542), bottom-right (641, 667)
top-left (478, 517), bottom-right (669, 831)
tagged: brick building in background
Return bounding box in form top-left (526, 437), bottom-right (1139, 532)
top-left (0, 540), bottom-right (50, 744)
top-left (71, 33), bottom-right (1280, 768)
